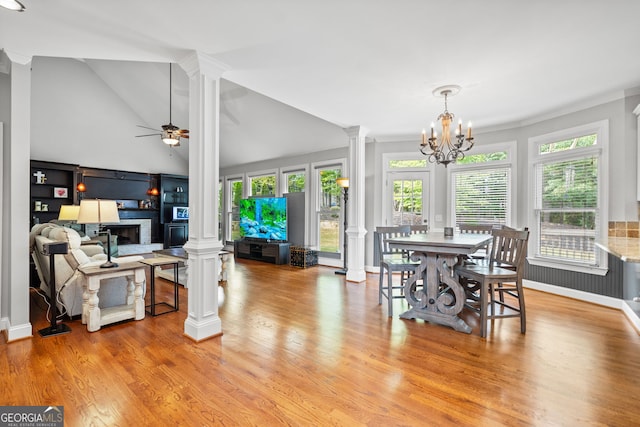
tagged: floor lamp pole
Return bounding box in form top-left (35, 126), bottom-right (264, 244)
top-left (39, 242), bottom-right (72, 337)
top-left (335, 185), bottom-right (348, 275)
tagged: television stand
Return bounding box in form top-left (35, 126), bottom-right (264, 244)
top-left (234, 239), bottom-right (290, 265)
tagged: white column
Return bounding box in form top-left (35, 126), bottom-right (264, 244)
top-left (3, 53), bottom-right (33, 341)
top-left (344, 126), bottom-right (368, 283)
top-left (179, 52), bottom-right (229, 341)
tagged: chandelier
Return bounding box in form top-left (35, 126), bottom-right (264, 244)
top-left (420, 85), bottom-right (474, 167)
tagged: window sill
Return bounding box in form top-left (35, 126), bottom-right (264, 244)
top-left (527, 257), bottom-right (608, 276)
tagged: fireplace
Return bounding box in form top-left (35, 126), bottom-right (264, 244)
top-left (85, 219), bottom-right (152, 246)
top-left (106, 224), bottom-right (140, 245)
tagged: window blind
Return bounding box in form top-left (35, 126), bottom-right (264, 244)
top-left (453, 167), bottom-right (509, 225)
top-left (534, 155), bottom-right (598, 264)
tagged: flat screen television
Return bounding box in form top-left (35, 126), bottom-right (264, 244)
top-left (239, 197), bottom-right (287, 242)
top-left (172, 206), bottom-right (189, 221)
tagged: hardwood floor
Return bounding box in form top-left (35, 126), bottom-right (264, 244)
top-left (3, 258), bottom-right (640, 426)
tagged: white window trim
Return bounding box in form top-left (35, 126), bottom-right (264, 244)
top-left (381, 152), bottom-right (434, 229)
top-left (447, 140), bottom-right (517, 228)
top-left (247, 168), bottom-right (278, 197)
top-left (280, 164), bottom-right (310, 245)
top-left (280, 164), bottom-right (308, 194)
top-left (310, 159), bottom-right (347, 253)
top-left (527, 120), bottom-right (609, 276)
top-left (224, 175), bottom-right (244, 243)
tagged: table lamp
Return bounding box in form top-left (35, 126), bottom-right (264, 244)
top-left (77, 199), bottom-right (120, 268)
top-left (58, 205), bottom-right (80, 225)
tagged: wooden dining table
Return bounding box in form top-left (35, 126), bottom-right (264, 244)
top-left (386, 232), bottom-right (493, 333)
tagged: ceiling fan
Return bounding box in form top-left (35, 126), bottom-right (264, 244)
top-left (136, 63), bottom-right (189, 146)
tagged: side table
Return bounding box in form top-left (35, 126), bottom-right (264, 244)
top-left (139, 257), bottom-right (180, 316)
top-left (152, 248), bottom-right (230, 285)
top-left (290, 246), bottom-right (318, 268)
top-left (78, 262), bottom-right (146, 332)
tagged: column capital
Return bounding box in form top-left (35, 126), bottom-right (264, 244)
top-left (2, 49), bottom-right (31, 66)
top-left (344, 125), bottom-right (369, 139)
top-left (179, 51), bottom-right (230, 79)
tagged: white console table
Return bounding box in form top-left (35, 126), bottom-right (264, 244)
top-left (79, 262), bottom-right (146, 332)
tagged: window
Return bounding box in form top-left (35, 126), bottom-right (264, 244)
top-left (313, 162), bottom-right (345, 255)
top-left (226, 177), bottom-right (243, 242)
top-left (249, 173), bottom-right (276, 196)
top-left (389, 159), bottom-right (427, 168)
top-left (449, 143), bottom-right (515, 228)
top-left (282, 168), bottom-right (306, 193)
top-left (529, 121), bottom-right (608, 273)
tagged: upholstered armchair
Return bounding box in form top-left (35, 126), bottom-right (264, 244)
top-left (30, 223), bottom-right (144, 317)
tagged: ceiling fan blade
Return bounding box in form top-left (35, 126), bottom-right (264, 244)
top-left (136, 133), bottom-right (161, 137)
top-left (136, 124), bottom-right (161, 132)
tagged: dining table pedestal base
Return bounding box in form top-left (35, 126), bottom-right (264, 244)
top-left (399, 251), bottom-right (472, 334)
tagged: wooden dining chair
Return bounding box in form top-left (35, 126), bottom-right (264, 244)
top-left (409, 224), bottom-right (429, 234)
top-left (458, 223), bottom-right (495, 260)
top-left (376, 225), bottom-right (420, 317)
top-left (454, 228), bottom-right (530, 338)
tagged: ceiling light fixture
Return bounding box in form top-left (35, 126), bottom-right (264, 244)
top-left (420, 85), bottom-right (474, 167)
top-left (162, 129), bottom-right (180, 146)
top-left (0, 0), bottom-right (25, 11)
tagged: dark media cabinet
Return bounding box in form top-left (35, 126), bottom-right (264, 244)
top-left (234, 239), bottom-right (290, 265)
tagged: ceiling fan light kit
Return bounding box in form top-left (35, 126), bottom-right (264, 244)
top-left (162, 130), bottom-right (180, 146)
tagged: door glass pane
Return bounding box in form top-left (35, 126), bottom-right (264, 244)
top-left (318, 167), bottom-right (342, 252)
top-left (392, 178), bottom-right (423, 225)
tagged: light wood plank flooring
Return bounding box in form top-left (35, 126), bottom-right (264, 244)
top-left (3, 258), bottom-right (640, 426)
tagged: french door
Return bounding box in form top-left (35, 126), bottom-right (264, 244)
top-left (386, 172), bottom-right (429, 227)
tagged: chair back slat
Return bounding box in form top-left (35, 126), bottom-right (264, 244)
top-left (458, 223), bottom-right (495, 235)
top-left (376, 225), bottom-right (411, 258)
top-left (488, 228), bottom-right (529, 271)
top-left (409, 224), bottom-right (429, 234)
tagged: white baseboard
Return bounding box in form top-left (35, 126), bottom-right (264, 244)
top-left (2, 319), bottom-right (33, 342)
top-left (622, 300), bottom-right (640, 333)
top-left (524, 279), bottom-right (639, 333)
top-left (523, 279), bottom-right (623, 309)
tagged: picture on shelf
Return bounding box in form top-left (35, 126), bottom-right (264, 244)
top-left (172, 206), bottom-right (189, 221)
top-left (53, 187), bottom-right (68, 198)
top-left (33, 170), bottom-right (47, 184)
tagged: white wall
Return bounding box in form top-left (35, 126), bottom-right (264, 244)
top-left (30, 57), bottom-right (188, 175)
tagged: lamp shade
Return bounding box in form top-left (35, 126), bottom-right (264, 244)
top-left (58, 205), bottom-right (80, 221)
top-left (77, 200), bottom-right (120, 224)
top-left (337, 177), bottom-right (350, 188)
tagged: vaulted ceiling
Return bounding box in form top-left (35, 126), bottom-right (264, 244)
top-left (3, 1), bottom-right (640, 168)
